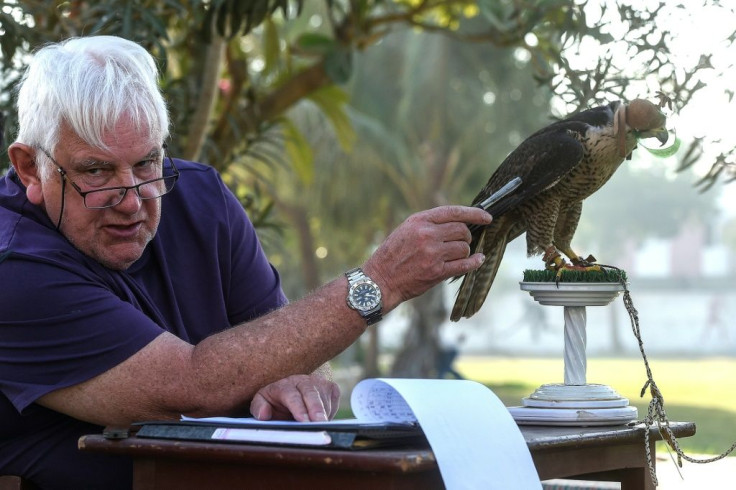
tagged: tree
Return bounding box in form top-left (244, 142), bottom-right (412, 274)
top-left (3, 1), bottom-right (733, 179)
top-left (1, 0), bottom-right (734, 376)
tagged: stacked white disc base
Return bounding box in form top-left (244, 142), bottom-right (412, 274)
top-left (508, 383), bottom-right (638, 426)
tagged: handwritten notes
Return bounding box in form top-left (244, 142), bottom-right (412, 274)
top-left (351, 379), bottom-right (541, 490)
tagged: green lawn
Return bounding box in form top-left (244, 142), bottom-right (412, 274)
top-left (456, 356), bottom-right (736, 456)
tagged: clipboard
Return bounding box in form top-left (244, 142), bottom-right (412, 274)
top-left (132, 418), bottom-right (426, 450)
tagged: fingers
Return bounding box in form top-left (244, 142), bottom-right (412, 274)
top-left (443, 252), bottom-right (486, 277)
top-left (250, 375), bottom-right (341, 422)
top-left (414, 213), bottom-right (484, 266)
top-left (250, 393), bottom-right (273, 420)
top-left (426, 205), bottom-right (493, 227)
top-left (416, 206), bottom-right (491, 251)
top-left (441, 237), bottom-right (472, 261)
top-left (431, 221), bottom-right (473, 245)
top-left (328, 382), bottom-right (340, 419)
top-left (300, 382), bottom-right (329, 422)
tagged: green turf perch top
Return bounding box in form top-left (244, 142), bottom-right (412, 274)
top-left (523, 268), bottom-right (628, 283)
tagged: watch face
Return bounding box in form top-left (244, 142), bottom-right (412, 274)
top-left (350, 282), bottom-right (381, 311)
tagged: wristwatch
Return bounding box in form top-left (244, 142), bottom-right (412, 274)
top-left (345, 267), bottom-right (383, 325)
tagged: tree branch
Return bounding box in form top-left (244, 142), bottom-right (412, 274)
top-left (182, 34), bottom-right (226, 162)
top-left (208, 60), bottom-right (332, 172)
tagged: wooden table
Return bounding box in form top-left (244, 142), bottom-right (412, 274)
top-left (79, 421), bottom-right (695, 490)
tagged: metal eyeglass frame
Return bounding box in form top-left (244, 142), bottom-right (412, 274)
top-left (37, 145), bottom-right (180, 231)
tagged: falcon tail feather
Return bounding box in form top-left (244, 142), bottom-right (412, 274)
top-left (450, 219), bottom-right (512, 321)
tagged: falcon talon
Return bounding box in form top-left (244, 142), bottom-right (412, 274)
top-left (545, 257), bottom-right (567, 271)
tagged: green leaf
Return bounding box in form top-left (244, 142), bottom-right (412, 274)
top-left (262, 18), bottom-right (280, 76)
top-left (642, 137), bottom-right (682, 158)
top-left (0, 14), bottom-right (19, 62)
top-left (201, 6), bottom-right (216, 43)
top-left (294, 32), bottom-right (337, 55)
top-left (229, 0), bottom-right (245, 36)
top-left (244, 0), bottom-right (268, 35)
top-left (215, 1), bottom-right (229, 37)
top-left (324, 48), bottom-right (352, 84)
top-left (280, 118), bottom-right (314, 186)
top-left (308, 86), bottom-right (356, 152)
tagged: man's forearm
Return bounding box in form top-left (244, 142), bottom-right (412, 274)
top-left (186, 276), bottom-right (364, 414)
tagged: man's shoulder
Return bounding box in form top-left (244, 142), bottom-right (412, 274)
top-left (163, 159), bottom-right (243, 220)
top-left (167, 159), bottom-right (230, 199)
top-left (172, 159), bottom-right (219, 178)
top-left (0, 171), bottom-right (110, 274)
top-left (0, 177), bottom-right (71, 261)
top-left (173, 159), bottom-right (214, 171)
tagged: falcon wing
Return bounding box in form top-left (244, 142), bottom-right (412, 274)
top-left (473, 125), bottom-right (586, 219)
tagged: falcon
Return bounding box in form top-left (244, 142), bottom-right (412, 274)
top-left (451, 99), bottom-right (668, 321)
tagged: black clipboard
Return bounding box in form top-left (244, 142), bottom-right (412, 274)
top-left (132, 419), bottom-right (426, 450)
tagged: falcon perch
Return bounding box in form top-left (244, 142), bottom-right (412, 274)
top-left (451, 99), bottom-right (668, 321)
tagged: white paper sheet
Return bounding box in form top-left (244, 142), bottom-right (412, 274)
top-left (352, 378), bottom-right (541, 490)
top-left (183, 379), bottom-right (541, 489)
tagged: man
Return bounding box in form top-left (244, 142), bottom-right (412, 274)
top-left (0, 36), bottom-right (491, 488)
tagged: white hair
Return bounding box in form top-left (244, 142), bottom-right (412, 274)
top-left (15, 36), bottom-right (170, 180)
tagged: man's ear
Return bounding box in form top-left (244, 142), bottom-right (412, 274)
top-left (8, 143), bottom-right (44, 205)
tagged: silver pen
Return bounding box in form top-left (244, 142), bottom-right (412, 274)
top-left (476, 177), bottom-right (522, 211)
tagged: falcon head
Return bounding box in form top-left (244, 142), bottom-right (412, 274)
top-left (613, 98), bottom-right (669, 157)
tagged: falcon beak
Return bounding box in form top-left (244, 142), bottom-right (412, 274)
top-left (636, 127), bottom-right (669, 146)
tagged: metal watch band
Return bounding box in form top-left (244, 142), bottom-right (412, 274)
top-left (359, 302), bottom-right (382, 326)
top-left (345, 267), bottom-right (363, 283)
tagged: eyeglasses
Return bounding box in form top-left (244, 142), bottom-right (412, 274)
top-left (37, 145), bottom-right (180, 230)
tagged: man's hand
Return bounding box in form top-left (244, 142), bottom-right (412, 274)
top-left (364, 205), bottom-right (492, 311)
top-left (250, 374), bottom-right (341, 422)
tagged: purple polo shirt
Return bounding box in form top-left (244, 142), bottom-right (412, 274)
top-left (0, 160), bottom-right (288, 488)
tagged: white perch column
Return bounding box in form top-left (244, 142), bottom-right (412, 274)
top-left (512, 280), bottom-right (637, 426)
top-left (563, 305), bottom-right (587, 386)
